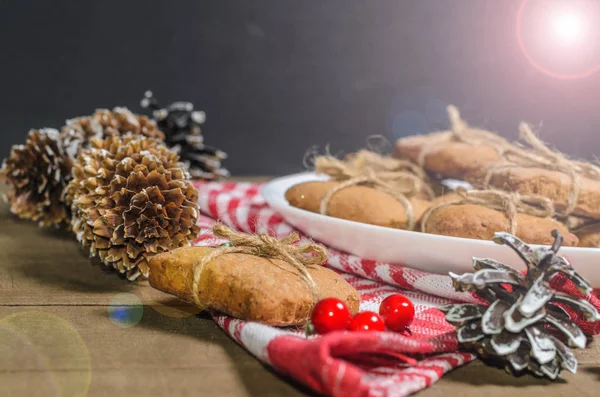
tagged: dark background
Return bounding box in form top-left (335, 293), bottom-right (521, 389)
top-left (1, 0), bottom-right (599, 176)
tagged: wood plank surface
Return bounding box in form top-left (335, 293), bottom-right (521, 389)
top-left (1, 183), bottom-right (599, 397)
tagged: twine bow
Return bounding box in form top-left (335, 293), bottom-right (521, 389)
top-left (314, 151), bottom-right (433, 231)
top-left (421, 188), bottom-right (555, 235)
top-left (191, 224), bottom-right (328, 308)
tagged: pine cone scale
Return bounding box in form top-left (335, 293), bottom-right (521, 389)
top-left (482, 300), bottom-right (509, 334)
top-left (550, 336), bottom-right (577, 373)
top-left (458, 322), bottom-right (484, 343)
top-left (160, 188), bottom-right (186, 207)
top-left (490, 331), bottom-right (524, 355)
top-left (504, 302), bottom-right (546, 333)
top-left (545, 314), bottom-right (586, 348)
top-left (126, 242), bottom-right (146, 259)
top-left (94, 236), bottom-right (110, 249)
top-left (508, 351), bottom-right (529, 371)
top-left (519, 276), bottom-right (553, 317)
top-left (165, 203), bottom-right (183, 220)
top-left (525, 326), bottom-right (556, 364)
top-left (92, 217), bottom-right (112, 238)
top-left (444, 304), bottom-right (485, 323)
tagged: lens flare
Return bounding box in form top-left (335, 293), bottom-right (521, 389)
top-left (517, 0), bottom-right (600, 79)
top-left (108, 293), bottom-right (144, 328)
top-left (0, 312), bottom-right (91, 397)
top-left (552, 12), bottom-right (584, 43)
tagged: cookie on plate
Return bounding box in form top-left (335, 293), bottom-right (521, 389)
top-left (285, 180), bottom-right (431, 230)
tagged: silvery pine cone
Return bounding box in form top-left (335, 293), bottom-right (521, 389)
top-left (60, 107), bottom-right (165, 159)
top-left (141, 91), bottom-right (229, 180)
top-left (1, 128), bottom-right (72, 227)
top-left (66, 135), bottom-right (200, 280)
top-left (441, 231), bottom-right (600, 379)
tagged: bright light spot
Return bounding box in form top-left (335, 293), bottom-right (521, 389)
top-left (552, 12), bottom-right (584, 43)
top-left (517, 0), bottom-right (600, 79)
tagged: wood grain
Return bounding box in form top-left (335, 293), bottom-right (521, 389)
top-left (1, 184), bottom-right (598, 397)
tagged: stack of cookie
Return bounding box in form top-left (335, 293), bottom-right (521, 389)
top-left (285, 106), bottom-right (600, 248)
top-left (394, 105), bottom-right (600, 247)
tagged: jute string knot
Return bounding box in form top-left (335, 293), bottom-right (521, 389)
top-left (314, 151), bottom-right (433, 231)
top-left (421, 187), bottom-right (555, 235)
top-left (191, 224), bottom-right (328, 308)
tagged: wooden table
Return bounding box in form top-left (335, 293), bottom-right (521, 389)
top-left (1, 184), bottom-right (599, 396)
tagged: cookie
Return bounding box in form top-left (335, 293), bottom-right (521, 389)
top-left (315, 150), bottom-right (434, 200)
top-left (394, 132), bottom-right (502, 183)
top-left (572, 223), bottom-right (600, 248)
top-left (423, 204), bottom-right (578, 246)
top-left (285, 181), bottom-right (430, 229)
top-left (430, 192), bottom-right (463, 206)
top-left (148, 246), bottom-right (360, 326)
top-left (488, 166), bottom-right (600, 219)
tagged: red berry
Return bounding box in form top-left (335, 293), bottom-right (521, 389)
top-left (379, 294), bottom-right (415, 332)
top-left (349, 311), bottom-right (386, 332)
top-left (310, 298), bottom-right (352, 334)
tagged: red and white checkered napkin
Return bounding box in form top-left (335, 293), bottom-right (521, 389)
top-left (191, 181), bottom-right (600, 397)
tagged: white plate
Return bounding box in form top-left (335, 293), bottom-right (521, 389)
top-left (261, 172), bottom-right (600, 288)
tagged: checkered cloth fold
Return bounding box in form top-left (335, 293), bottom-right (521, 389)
top-left (192, 181), bottom-right (600, 397)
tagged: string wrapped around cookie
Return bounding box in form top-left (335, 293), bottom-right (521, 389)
top-left (485, 123), bottom-right (600, 219)
top-left (395, 106), bottom-right (517, 183)
top-left (148, 224), bottom-right (360, 326)
top-left (421, 188), bottom-right (579, 246)
top-left (312, 150), bottom-right (434, 231)
top-left (285, 150), bottom-right (435, 230)
top-left (416, 106), bottom-right (515, 166)
top-left (191, 223), bottom-right (326, 304)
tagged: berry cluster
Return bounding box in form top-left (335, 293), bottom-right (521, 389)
top-left (309, 294), bottom-right (414, 335)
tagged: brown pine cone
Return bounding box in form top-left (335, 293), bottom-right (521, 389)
top-left (66, 135), bottom-right (200, 280)
top-left (1, 128), bottom-right (72, 227)
top-left (60, 107), bottom-right (165, 158)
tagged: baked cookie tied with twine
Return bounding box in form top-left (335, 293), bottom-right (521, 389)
top-left (421, 188), bottom-right (579, 246)
top-left (148, 224), bottom-right (359, 326)
top-left (286, 150), bottom-right (434, 230)
top-left (394, 106), bottom-right (513, 183)
top-left (485, 122), bottom-right (600, 220)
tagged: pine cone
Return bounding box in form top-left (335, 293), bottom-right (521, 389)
top-left (66, 135), bottom-right (200, 280)
top-left (60, 107), bottom-right (165, 158)
top-left (441, 231), bottom-right (600, 379)
top-left (1, 128), bottom-right (72, 227)
top-left (141, 91), bottom-right (229, 180)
